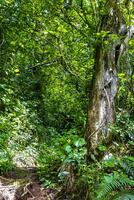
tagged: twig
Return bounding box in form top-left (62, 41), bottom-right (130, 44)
top-left (30, 60), bottom-right (57, 68)
top-left (0, 176), bottom-right (12, 181)
top-left (21, 183), bottom-right (35, 199)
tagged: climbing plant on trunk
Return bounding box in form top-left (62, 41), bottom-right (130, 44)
top-left (86, 0), bottom-right (134, 160)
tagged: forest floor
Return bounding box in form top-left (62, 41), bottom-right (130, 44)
top-left (0, 167), bottom-right (57, 200)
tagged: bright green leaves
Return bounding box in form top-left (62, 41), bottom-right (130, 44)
top-left (57, 24), bottom-right (68, 33)
top-left (37, 132), bottom-right (87, 187)
top-left (3, 0), bottom-right (14, 5)
top-left (73, 138), bottom-right (85, 147)
top-left (98, 144), bottom-right (106, 152)
top-left (64, 145), bottom-right (72, 153)
top-left (0, 1), bottom-right (133, 199)
top-left (96, 31), bottom-right (110, 38)
top-left (62, 135), bottom-right (87, 165)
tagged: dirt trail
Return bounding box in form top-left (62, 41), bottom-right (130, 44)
top-left (0, 167), bottom-right (57, 200)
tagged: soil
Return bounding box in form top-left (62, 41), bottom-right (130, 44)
top-left (0, 167), bottom-right (57, 200)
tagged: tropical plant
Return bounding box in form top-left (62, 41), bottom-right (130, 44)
top-left (97, 173), bottom-right (134, 200)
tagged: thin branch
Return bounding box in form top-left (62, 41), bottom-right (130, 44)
top-left (30, 60), bottom-right (57, 69)
top-left (60, 9), bottom-right (87, 38)
top-left (73, 7), bottom-right (93, 30)
top-left (21, 183), bottom-right (35, 198)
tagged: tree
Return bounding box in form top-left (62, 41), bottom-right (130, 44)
top-left (86, 0), bottom-right (134, 160)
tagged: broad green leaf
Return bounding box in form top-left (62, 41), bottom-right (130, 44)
top-left (73, 138), bottom-right (85, 147)
top-left (64, 145), bottom-right (72, 153)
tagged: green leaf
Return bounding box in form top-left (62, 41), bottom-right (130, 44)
top-left (64, 145), bottom-right (72, 153)
top-left (14, 69), bottom-right (20, 73)
top-left (98, 145), bottom-right (106, 152)
top-left (73, 138), bottom-right (85, 147)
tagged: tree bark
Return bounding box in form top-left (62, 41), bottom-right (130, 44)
top-left (86, 0), bottom-right (134, 159)
top-left (86, 43), bottom-right (118, 157)
top-left (86, 1), bottom-right (127, 159)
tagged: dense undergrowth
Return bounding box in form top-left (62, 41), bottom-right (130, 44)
top-left (36, 113), bottom-right (134, 200)
top-left (0, 106), bottom-right (134, 199)
top-left (0, 47), bottom-right (133, 200)
top-left (0, 1), bottom-right (134, 200)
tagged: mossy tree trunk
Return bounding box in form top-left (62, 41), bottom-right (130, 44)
top-left (86, 42), bottom-right (118, 158)
top-left (86, 1), bottom-right (128, 160)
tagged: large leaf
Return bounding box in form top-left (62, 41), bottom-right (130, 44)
top-left (73, 138), bottom-right (85, 147)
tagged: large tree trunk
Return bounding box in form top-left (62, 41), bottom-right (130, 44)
top-left (86, 0), bottom-right (134, 160)
top-left (86, 1), bottom-right (124, 159)
top-left (86, 43), bottom-right (118, 157)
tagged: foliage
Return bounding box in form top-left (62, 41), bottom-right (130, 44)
top-left (0, 1), bottom-right (133, 200)
top-left (0, 113), bottom-right (14, 172)
top-left (110, 111), bottom-right (134, 150)
top-left (95, 153), bottom-right (134, 200)
top-left (113, 192), bottom-right (134, 200)
top-left (37, 131), bottom-right (86, 187)
top-left (97, 173), bottom-right (134, 200)
top-left (117, 73), bottom-right (134, 114)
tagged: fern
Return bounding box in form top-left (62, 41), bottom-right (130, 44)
top-left (122, 157), bottom-right (134, 178)
top-left (97, 174), bottom-right (134, 200)
top-left (113, 191), bottom-right (134, 200)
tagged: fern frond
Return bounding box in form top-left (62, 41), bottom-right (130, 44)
top-left (113, 191), bottom-right (134, 200)
top-left (122, 157), bottom-right (134, 178)
top-left (97, 174), bottom-right (134, 200)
